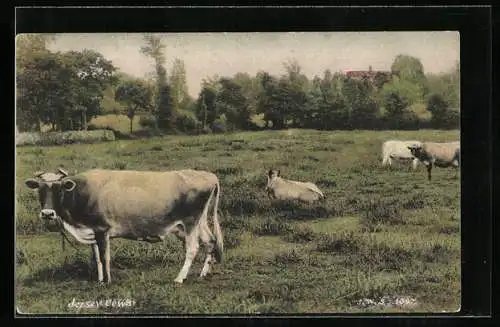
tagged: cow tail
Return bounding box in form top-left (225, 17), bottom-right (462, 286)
top-left (212, 180), bottom-right (224, 263)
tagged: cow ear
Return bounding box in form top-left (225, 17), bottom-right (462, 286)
top-left (25, 179), bottom-right (40, 189)
top-left (62, 179), bottom-right (76, 192)
top-left (268, 169), bottom-right (273, 177)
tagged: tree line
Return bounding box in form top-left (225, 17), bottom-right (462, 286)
top-left (16, 34), bottom-right (460, 135)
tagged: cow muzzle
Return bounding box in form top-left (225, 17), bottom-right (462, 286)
top-left (40, 209), bottom-right (57, 220)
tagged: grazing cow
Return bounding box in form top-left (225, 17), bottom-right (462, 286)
top-left (265, 169), bottom-right (324, 203)
top-left (381, 140), bottom-right (422, 170)
top-left (24, 168), bottom-right (224, 284)
top-left (407, 142), bottom-right (460, 181)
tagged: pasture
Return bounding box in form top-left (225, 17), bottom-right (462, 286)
top-left (15, 129), bottom-right (461, 314)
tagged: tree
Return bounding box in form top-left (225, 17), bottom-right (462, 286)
top-left (62, 50), bottom-right (117, 130)
top-left (426, 61), bottom-right (460, 109)
top-left (216, 77), bottom-right (252, 130)
top-left (373, 71), bottom-right (392, 90)
top-left (281, 60), bottom-right (310, 127)
top-left (195, 85), bottom-right (218, 130)
top-left (381, 75), bottom-right (423, 107)
top-left (383, 90), bottom-right (409, 118)
top-left (427, 93), bottom-right (448, 125)
top-left (390, 54), bottom-right (429, 97)
top-left (141, 34), bottom-right (176, 131)
top-left (169, 58), bottom-right (189, 111)
top-left (342, 77), bottom-right (379, 129)
top-left (115, 79), bottom-right (152, 133)
top-left (232, 72), bottom-right (261, 117)
top-left (16, 34), bottom-right (57, 131)
top-left (257, 72), bottom-right (288, 129)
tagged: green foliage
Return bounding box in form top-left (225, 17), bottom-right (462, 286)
top-left (175, 112), bottom-right (202, 134)
top-left (138, 114), bottom-right (157, 129)
top-left (16, 130), bottom-right (115, 146)
top-left (140, 34), bottom-right (176, 132)
top-left (427, 93), bottom-right (453, 128)
top-left (382, 75), bottom-right (424, 107)
top-left (427, 62), bottom-right (460, 109)
top-left (115, 79), bottom-right (153, 133)
top-left (169, 58), bottom-right (190, 112)
top-left (196, 84), bottom-right (219, 129)
top-left (342, 77), bottom-right (380, 129)
top-left (216, 77), bottom-right (253, 129)
top-left (16, 43), bottom-right (117, 132)
top-left (390, 54), bottom-right (429, 96)
top-left (383, 90), bottom-right (409, 118)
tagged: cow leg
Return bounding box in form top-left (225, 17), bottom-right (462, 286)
top-left (172, 225), bottom-right (186, 244)
top-left (199, 224), bottom-right (215, 278)
top-left (96, 232), bottom-right (112, 284)
top-left (91, 243), bottom-right (103, 282)
top-left (382, 156), bottom-right (388, 167)
top-left (426, 164), bottom-right (432, 181)
top-left (412, 158), bottom-right (419, 170)
top-left (453, 160), bottom-right (459, 179)
top-left (174, 230), bottom-right (200, 283)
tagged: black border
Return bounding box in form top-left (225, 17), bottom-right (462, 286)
top-left (10, 5), bottom-right (494, 327)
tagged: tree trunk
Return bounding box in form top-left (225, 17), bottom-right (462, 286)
top-left (81, 111), bottom-right (87, 130)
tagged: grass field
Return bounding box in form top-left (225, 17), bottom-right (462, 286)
top-left (15, 129), bottom-right (460, 314)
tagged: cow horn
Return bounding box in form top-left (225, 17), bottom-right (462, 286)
top-left (34, 171), bottom-right (45, 178)
top-left (57, 168), bottom-right (69, 177)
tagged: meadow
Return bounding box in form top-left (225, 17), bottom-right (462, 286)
top-left (15, 129), bottom-right (461, 314)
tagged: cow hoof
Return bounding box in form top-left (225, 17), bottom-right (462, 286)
top-left (174, 278), bottom-right (184, 284)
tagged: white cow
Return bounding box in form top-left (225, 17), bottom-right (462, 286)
top-left (265, 169), bottom-right (324, 203)
top-left (381, 140), bottom-right (422, 170)
top-left (25, 168), bottom-right (224, 284)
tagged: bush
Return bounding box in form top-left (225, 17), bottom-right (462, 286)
top-left (433, 109), bottom-right (460, 129)
top-left (138, 114), bottom-right (157, 129)
top-left (16, 130), bottom-right (116, 146)
top-left (212, 115), bottom-right (231, 134)
top-left (175, 113), bottom-right (202, 134)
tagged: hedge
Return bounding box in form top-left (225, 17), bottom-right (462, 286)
top-left (16, 130), bottom-right (116, 147)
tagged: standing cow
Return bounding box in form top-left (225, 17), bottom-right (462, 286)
top-left (24, 168), bottom-right (224, 284)
top-left (407, 141), bottom-right (460, 180)
top-left (265, 169), bottom-right (324, 203)
top-left (381, 140), bottom-right (422, 170)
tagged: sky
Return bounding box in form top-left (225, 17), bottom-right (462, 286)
top-left (46, 32), bottom-right (460, 98)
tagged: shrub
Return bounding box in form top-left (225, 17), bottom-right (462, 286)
top-left (16, 130), bottom-right (116, 147)
top-left (175, 113), bottom-right (202, 134)
top-left (138, 114), bottom-right (157, 129)
top-left (212, 115), bottom-right (231, 134)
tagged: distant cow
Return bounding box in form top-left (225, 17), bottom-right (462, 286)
top-left (407, 142), bottom-right (460, 180)
top-left (265, 169), bottom-right (324, 203)
top-left (24, 168), bottom-right (224, 284)
top-left (381, 140), bottom-right (422, 170)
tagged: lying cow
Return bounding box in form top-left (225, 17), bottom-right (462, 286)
top-left (24, 167), bottom-right (224, 284)
top-left (381, 140), bottom-right (422, 170)
top-left (265, 169), bottom-right (324, 203)
top-left (407, 141), bottom-right (460, 181)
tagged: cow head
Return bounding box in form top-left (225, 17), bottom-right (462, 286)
top-left (265, 169), bottom-right (280, 192)
top-left (24, 168), bottom-right (77, 221)
top-left (407, 144), bottom-right (423, 158)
